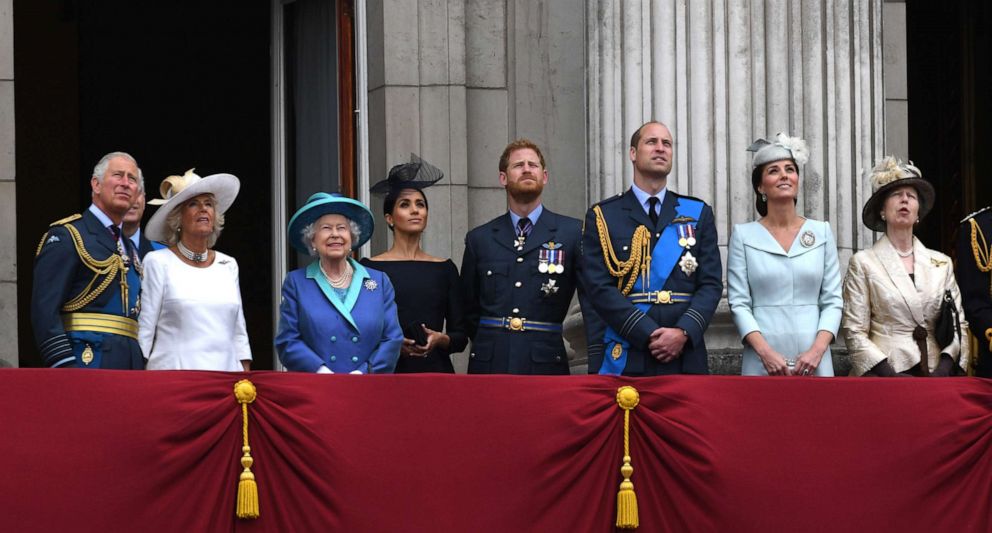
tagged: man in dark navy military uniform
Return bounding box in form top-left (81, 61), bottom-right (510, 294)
top-left (461, 139), bottom-right (590, 374)
top-left (123, 190), bottom-right (160, 260)
top-left (32, 151), bottom-right (146, 369)
top-left (956, 206), bottom-right (992, 377)
top-left (582, 121), bottom-right (722, 375)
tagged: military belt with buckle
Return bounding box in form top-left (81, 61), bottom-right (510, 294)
top-left (62, 312), bottom-right (139, 340)
top-left (626, 290), bottom-right (693, 305)
top-left (479, 316), bottom-right (563, 333)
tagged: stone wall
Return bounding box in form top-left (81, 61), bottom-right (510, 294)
top-left (0, 0), bottom-right (16, 368)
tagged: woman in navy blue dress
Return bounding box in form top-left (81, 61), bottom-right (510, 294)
top-left (361, 157), bottom-right (467, 373)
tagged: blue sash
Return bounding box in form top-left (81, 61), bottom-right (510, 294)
top-left (599, 197), bottom-right (704, 375)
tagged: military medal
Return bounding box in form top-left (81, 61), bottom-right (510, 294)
top-left (677, 224), bottom-right (696, 248)
top-left (679, 251), bottom-right (699, 275)
top-left (540, 278), bottom-right (559, 296)
top-left (81, 344), bottom-right (94, 365)
top-left (541, 241), bottom-right (565, 275)
top-left (611, 344), bottom-right (623, 360)
top-left (800, 230), bottom-right (815, 248)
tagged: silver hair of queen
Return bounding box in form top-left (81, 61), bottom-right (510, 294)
top-left (301, 218), bottom-right (362, 257)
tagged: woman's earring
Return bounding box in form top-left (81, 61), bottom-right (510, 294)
top-left (761, 193), bottom-right (767, 202)
top-left (880, 213), bottom-right (886, 221)
top-left (388, 224), bottom-right (395, 229)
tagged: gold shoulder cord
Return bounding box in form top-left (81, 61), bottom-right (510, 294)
top-left (593, 205), bottom-right (651, 295)
top-left (970, 218), bottom-right (992, 297)
top-left (38, 221), bottom-right (129, 313)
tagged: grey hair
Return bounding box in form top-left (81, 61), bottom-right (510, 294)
top-left (301, 217), bottom-right (362, 257)
top-left (93, 151), bottom-right (145, 192)
top-left (162, 194), bottom-right (225, 247)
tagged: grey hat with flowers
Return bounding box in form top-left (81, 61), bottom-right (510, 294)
top-left (746, 133), bottom-right (809, 215)
top-left (861, 156), bottom-right (935, 232)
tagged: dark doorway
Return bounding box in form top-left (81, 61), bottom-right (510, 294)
top-left (907, 0), bottom-right (992, 255)
top-left (15, 1), bottom-right (274, 367)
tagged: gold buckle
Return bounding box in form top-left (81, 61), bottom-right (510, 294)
top-left (655, 290), bottom-right (672, 304)
top-left (508, 317), bottom-right (525, 331)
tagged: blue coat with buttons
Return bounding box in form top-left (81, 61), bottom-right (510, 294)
top-left (276, 259), bottom-right (402, 373)
top-left (581, 189), bottom-right (723, 375)
top-left (460, 209), bottom-right (591, 374)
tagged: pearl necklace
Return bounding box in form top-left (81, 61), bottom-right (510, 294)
top-left (894, 247), bottom-right (914, 258)
top-left (178, 240), bottom-right (208, 263)
top-left (320, 261), bottom-right (353, 288)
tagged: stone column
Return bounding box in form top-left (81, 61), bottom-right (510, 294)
top-left (587, 0), bottom-right (886, 370)
top-left (0, 0), bottom-right (17, 368)
top-left (367, 0), bottom-right (470, 263)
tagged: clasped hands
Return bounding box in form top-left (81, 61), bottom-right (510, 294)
top-left (401, 324), bottom-right (450, 357)
top-left (649, 327), bottom-right (688, 363)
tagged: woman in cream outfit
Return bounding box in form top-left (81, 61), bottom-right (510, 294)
top-left (139, 169), bottom-right (252, 371)
top-left (842, 158), bottom-right (969, 376)
top-left (728, 134), bottom-right (843, 376)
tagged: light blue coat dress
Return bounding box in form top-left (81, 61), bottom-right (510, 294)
top-left (727, 219), bottom-right (843, 376)
top-left (276, 258), bottom-right (402, 373)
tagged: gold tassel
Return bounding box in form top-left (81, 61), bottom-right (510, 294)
top-left (615, 386), bottom-right (640, 529)
top-left (234, 379), bottom-right (260, 519)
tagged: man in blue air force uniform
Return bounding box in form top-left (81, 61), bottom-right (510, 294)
top-left (31, 152), bottom-right (146, 369)
top-left (582, 121), bottom-right (723, 375)
top-left (461, 139), bottom-right (593, 374)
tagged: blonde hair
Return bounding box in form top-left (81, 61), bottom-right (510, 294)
top-left (163, 194), bottom-right (226, 247)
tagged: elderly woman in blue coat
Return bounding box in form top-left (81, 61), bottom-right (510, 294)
top-left (276, 193), bottom-right (402, 373)
top-left (727, 134), bottom-right (843, 376)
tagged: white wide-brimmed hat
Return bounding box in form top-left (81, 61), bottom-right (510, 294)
top-left (145, 168), bottom-right (240, 242)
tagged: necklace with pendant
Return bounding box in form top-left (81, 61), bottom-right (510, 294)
top-left (178, 240), bottom-right (208, 263)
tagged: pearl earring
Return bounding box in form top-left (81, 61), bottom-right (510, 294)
top-left (880, 213), bottom-right (886, 221)
top-left (761, 193), bottom-right (767, 202)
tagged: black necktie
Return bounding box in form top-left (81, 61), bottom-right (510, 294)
top-left (108, 224), bottom-right (121, 240)
top-left (648, 197), bottom-right (660, 227)
top-left (517, 217), bottom-right (533, 239)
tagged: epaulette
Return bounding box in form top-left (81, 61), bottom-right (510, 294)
top-left (594, 192), bottom-right (625, 207)
top-left (960, 206), bottom-right (991, 224)
top-left (50, 214), bottom-right (82, 227)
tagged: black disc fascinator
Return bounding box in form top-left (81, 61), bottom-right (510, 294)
top-left (370, 154), bottom-right (445, 215)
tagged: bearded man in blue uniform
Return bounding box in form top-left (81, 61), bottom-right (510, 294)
top-left (461, 139), bottom-right (592, 374)
top-left (31, 152), bottom-right (146, 369)
top-left (582, 121), bottom-right (723, 375)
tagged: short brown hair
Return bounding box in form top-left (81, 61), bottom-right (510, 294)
top-left (629, 121), bottom-right (668, 148)
top-left (499, 139), bottom-right (546, 172)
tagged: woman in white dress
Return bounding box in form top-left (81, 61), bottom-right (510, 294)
top-left (727, 134), bottom-right (843, 376)
top-left (138, 169), bottom-right (252, 371)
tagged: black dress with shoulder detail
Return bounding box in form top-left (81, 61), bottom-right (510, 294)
top-left (359, 258), bottom-right (468, 373)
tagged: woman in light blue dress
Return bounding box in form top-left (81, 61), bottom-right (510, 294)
top-left (727, 134), bottom-right (843, 376)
